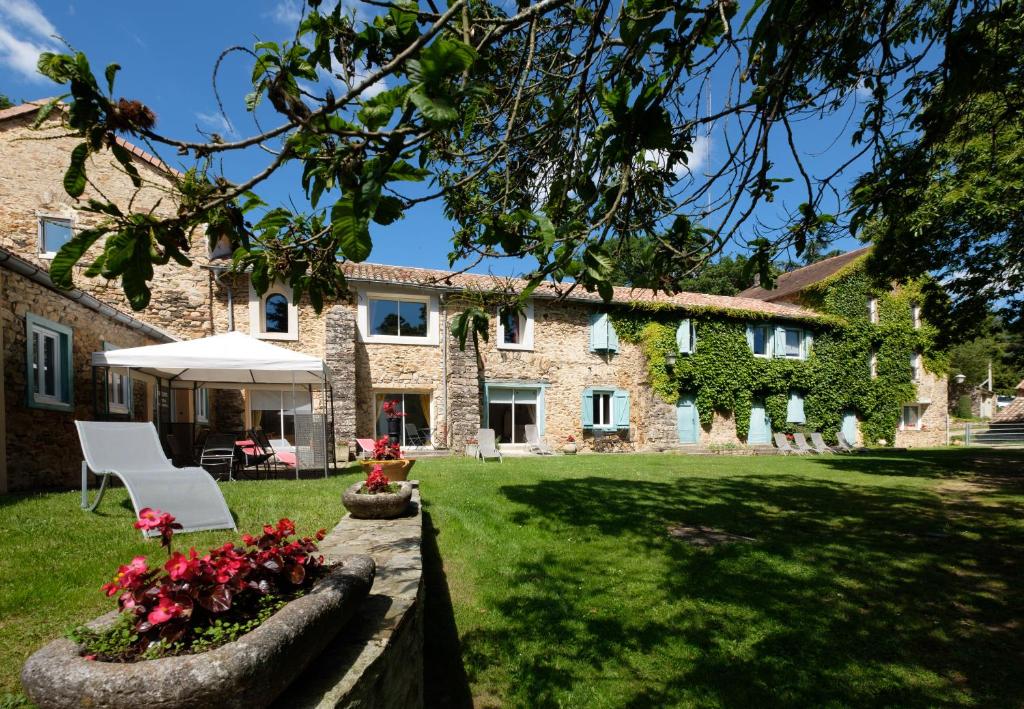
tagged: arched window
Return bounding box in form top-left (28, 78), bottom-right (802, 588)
top-left (265, 293), bottom-right (289, 334)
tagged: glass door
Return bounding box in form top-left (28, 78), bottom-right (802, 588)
top-left (374, 392), bottom-right (431, 447)
top-left (486, 388), bottom-right (538, 444)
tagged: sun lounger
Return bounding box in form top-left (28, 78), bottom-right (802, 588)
top-left (792, 432), bottom-right (818, 454)
top-left (773, 432), bottom-right (805, 455)
top-left (76, 421), bottom-right (236, 535)
top-left (477, 428), bottom-right (502, 462)
top-left (524, 424), bottom-right (555, 455)
top-left (810, 432), bottom-right (837, 454)
top-left (355, 438), bottom-right (377, 459)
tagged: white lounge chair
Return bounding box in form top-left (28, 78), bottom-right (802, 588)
top-left (809, 432), bottom-right (837, 454)
top-left (76, 421), bottom-right (236, 536)
top-left (477, 429), bottom-right (502, 462)
top-left (773, 432), bottom-right (806, 455)
top-left (524, 425), bottom-right (555, 455)
top-left (792, 432), bottom-right (818, 454)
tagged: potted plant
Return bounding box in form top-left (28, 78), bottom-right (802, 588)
top-left (357, 435), bottom-right (416, 480)
top-left (21, 509), bottom-right (374, 709)
top-left (562, 435), bottom-right (578, 455)
top-left (382, 400), bottom-right (405, 443)
top-left (465, 436), bottom-right (479, 459)
top-left (342, 465), bottom-right (413, 519)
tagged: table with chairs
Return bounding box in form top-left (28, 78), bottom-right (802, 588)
top-left (165, 428), bottom-right (296, 481)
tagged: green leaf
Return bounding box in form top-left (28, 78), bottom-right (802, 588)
top-left (386, 160), bottom-right (429, 182)
top-left (372, 195), bottom-right (404, 225)
top-left (109, 142), bottom-right (141, 188)
top-left (104, 63), bottom-right (120, 94)
top-left (31, 95), bottom-right (67, 128)
top-left (408, 86), bottom-right (457, 124)
top-left (49, 227), bottom-right (105, 288)
top-left (64, 142), bottom-right (89, 198)
top-left (331, 195), bottom-right (373, 262)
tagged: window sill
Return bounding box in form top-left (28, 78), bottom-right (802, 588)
top-left (254, 331), bottom-right (299, 342)
top-left (38, 252), bottom-right (56, 260)
top-left (497, 343), bottom-right (534, 352)
top-left (28, 399), bottom-right (73, 413)
top-left (362, 334), bottom-right (437, 346)
top-left (109, 405), bottom-right (130, 415)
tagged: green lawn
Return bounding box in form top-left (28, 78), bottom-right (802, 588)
top-left (2, 450), bottom-right (1024, 707)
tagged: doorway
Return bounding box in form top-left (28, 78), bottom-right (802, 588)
top-left (486, 387), bottom-right (539, 444)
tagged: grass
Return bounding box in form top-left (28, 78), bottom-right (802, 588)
top-left (2, 450), bottom-right (1024, 707)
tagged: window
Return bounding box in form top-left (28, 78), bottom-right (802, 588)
top-left (39, 217), bottom-right (72, 258)
top-left (786, 390), bottom-right (806, 423)
top-left (911, 302), bottom-right (921, 329)
top-left (375, 392), bottom-right (431, 447)
top-left (485, 387), bottom-right (540, 444)
top-left (868, 298), bottom-right (879, 323)
top-left (249, 389), bottom-right (312, 445)
top-left (196, 388), bottom-right (210, 423)
top-left (582, 388), bottom-right (630, 430)
top-left (496, 302), bottom-right (534, 350)
top-left (26, 314), bottom-right (73, 410)
top-left (910, 352), bottom-right (921, 381)
top-left (869, 350), bottom-right (878, 379)
top-left (782, 328), bottom-right (802, 358)
top-left (589, 312), bottom-right (619, 353)
top-left (102, 342), bottom-right (130, 414)
top-left (676, 319), bottom-right (695, 354)
top-left (749, 325), bottom-right (772, 357)
top-left (901, 404), bottom-right (921, 431)
top-left (358, 290), bottom-right (438, 344)
top-left (249, 281), bottom-right (298, 340)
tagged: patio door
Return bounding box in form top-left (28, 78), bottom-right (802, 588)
top-left (486, 387), bottom-right (538, 444)
top-left (250, 389), bottom-right (312, 445)
top-left (841, 410), bottom-right (858, 444)
top-left (374, 392), bottom-right (431, 447)
top-left (676, 395), bottom-right (699, 444)
top-left (748, 400), bottom-right (771, 444)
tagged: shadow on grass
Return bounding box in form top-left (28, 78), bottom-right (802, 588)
top-left (809, 447), bottom-right (1024, 480)
top-left (422, 508), bottom-right (474, 709)
top-left (461, 463), bottom-right (1024, 706)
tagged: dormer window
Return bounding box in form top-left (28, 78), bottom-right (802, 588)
top-left (497, 301), bottom-right (534, 350)
top-left (39, 216), bottom-right (72, 258)
top-left (249, 280), bottom-right (298, 340)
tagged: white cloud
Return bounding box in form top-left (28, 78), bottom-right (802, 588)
top-left (645, 134), bottom-right (712, 178)
top-left (0, 0), bottom-right (60, 82)
top-left (268, 0), bottom-right (303, 25)
top-left (195, 111), bottom-right (237, 137)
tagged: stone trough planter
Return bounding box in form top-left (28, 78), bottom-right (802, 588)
top-left (358, 458), bottom-right (416, 481)
top-left (342, 480), bottom-right (413, 519)
top-left (21, 556), bottom-right (376, 709)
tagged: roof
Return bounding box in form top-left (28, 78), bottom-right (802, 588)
top-left (0, 99), bottom-right (183, 178)
top-left (341, 261), bottom-right (821, 321)
top-left (992, 396), bottom-right (1024, 424)
top-left (737, 246), bottom-right (872, 302)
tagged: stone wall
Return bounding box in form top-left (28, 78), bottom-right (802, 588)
top-left (0, 112), bottom-right (212, 341)
top-left (280, 484), bottom-right (424, 708)
top-left (0, 268), bottom-right (165, 490)
top-left (326, 304), bottom-right (357, 458)
top-left (895, 368), bottom-right (949, 448)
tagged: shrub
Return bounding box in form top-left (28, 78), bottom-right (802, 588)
top-left (957, 394), bottom-right (973, 419)
top-left (372, 435), bottom-right (402, 460)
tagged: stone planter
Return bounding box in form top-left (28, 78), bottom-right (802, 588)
top-left (358, 458), bottom-right (415, 481)
top-left (21, 556), bottom-right (376, 709)
top-left (562, 443), bottom-right (578, 455)
top-left (342, 481), bottom-right (413, 519)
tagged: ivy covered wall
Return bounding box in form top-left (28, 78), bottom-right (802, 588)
top-left (609, 258), bottom-right (946, 445)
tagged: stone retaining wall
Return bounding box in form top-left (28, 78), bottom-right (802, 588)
top-left (278, 483), bottom-right (424, 708)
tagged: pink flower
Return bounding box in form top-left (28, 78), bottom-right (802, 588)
top-left (147, 596), bottom-right (184, 625)
top-left (102, 555), bottom-right (149, 595)
top-left (134, 508), bottom-right (182, 548)
top-left (165, 549), bottom-right (199, 581)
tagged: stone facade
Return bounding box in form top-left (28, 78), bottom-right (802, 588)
top-left (0, 266), bottom-right (167, 490)
top-left (894, 368), bottom-right (949, 447)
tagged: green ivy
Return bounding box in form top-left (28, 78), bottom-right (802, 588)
top-left (610, 258), bottom-right (945, 445)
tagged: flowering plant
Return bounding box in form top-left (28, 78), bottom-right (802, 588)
top-left (359, 464), bottom-right (400, 495)
top-left (372, 435), bottom-right (402, 460)
top-left (381, 400), bottom-right (406, 419)
top-left (466, 437), bottom-right (478, 445)
top-left (565, 435), bottom-right (576, 443)
top-left (75, 509), bottom-right (327, 661)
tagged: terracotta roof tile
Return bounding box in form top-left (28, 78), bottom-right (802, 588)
top-left (737, 246), bottom-right (871, 302)
top-left (0, 98), bottom-right (183, 177)
top-left (341, 261), bottom-right (821, 320)
top-left (992, 396), bottom-right (1024, 424)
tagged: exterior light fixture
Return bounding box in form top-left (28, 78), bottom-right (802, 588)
top-left (953, 373), bottom-right (966, 385)
top-left (665, 352), bottom-right (678, 369)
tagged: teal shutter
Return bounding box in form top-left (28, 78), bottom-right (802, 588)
top-left (787, 390), bottom-right (805, 423)
top-left (606, 318), bottom-right (619, 353)
top-left (746, 324), bottom-right (754, 351)
top-left (537, 388), bottom-right (546, 436)
top-left (676, 319), bottom-right (692, 354)
top-left (59, 331), bottom-right (72, 404)
top-left (589, 313), bottom-right (607, 352)
top-left (613, 389), bottom-right (630, 428)
top-left (803, 330), bottom-right (813, 358)
top-left (581, 388), bottom-right (594, 428)
top-left (774, 326), bottom-right (786, 356)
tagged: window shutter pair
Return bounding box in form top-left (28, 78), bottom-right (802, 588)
top-left (676, 319), bottom-right (694, 354)
top-left (581, 388), bottom-right (594, 428)
top-left (589, 313), bottom-right (619, 353)
top-left (580, 387), bottom-right (630, 429)
top-left (787, 390), bottom-right (806, 423)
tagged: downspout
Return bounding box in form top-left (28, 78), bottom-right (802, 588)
top-left (441, 293), bottom-right (449, 449)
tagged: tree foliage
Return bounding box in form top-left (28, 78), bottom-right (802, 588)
top-left (28, 0), bottom-right (1021, 320)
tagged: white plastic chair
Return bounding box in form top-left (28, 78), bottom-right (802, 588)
top-left (76, 421), bottom-right (236, 535)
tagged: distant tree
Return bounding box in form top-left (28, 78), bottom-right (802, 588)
top-left (947, 316), bottom-right (1024, 395)
top-left (608, 242), bottom-right (758, 297)
top-left (0, 95), bottom-right (13, 110)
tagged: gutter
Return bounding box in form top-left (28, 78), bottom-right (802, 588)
top-left (0, 246), bottom-right (178, 343)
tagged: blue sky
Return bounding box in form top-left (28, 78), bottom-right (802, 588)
top-left (0, 0), bottom-right (867, 277)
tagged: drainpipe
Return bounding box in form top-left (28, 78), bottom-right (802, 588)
top-left (441, 293), bottom-right (449, 449)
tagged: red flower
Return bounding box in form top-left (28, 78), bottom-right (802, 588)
top-left (276, 518), bottom-right (296, 537)
top-left (372, 435), bottom-right (402, 460)
top-left (134, 508), bottom-right (182, 548)
top-left (102, 555), bottom-right (149, 596)
top-left (242, 533), bottom-right (256, 546)
top-left (382, 400), bottom-right (406, 419)
top-left (165, 549), bottom-right (200, 581)
top-left (364, 465), bottom-right (392, 493)
top-left (147, 595), bottom-right (185, 625)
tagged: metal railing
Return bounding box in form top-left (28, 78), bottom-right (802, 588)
top-left (958, 422), bottom-right (1024, 447)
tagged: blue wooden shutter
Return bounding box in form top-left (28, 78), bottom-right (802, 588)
top-left (803, 330), bottom-right (813, 358)
top-left (581, 388), bottom-right (594, 428)
top-left (59, 331), bottom-right (72, 404)
top-left (606, 317), bottom-right (619, 353)
top-left (787, 390), bottom-right (805, 423)
top-left (746, 324), bottom-right (755, 352)
top-left (774, 326), bottom-right (786, 356)
top-left (613, 389), bottom-right (630, 428)
top-left (676, 319), bottom-right (692, 354)
top-left (589, 313), bottom-right (607, 352)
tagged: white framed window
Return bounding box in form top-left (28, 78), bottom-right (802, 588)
top-left (868, 298), bottom-right (879, 323)
top-left (38, 216), bottom-right (72, 258)
top-left (911, 302), bottom-right (921, 329)
top-left (496, 301), bottom-right (534, 350)
top-left (750, 325), bottom-right (772, 357)
top-left (485, 385), bottom-right (541, 444)
top-left (582, 387), bottom-right (630, 430)
top-left (247, 388), bottom-right (312, 446)
top-left (592, 391), bottom-right (613, 427)
top-left (374, 391), bottom-right (432, 447)
top-left (357, 289), bottom-right (439, 345)
top-left (781, 328), bottom-right (803, 358)
top-left (869, 350), bottom-right (877, 379)
top-left (910, 352), bottom-right (921, 381)
top-left (900, 404), bottom-right (922, 431)
top-left (26, 313), bottom-right (73, 411)
top-left (196, 388), bottom-right (210, 423)
top-left (102, 343), bottom-right (130, 414)
top-left (249, 280), bottom-right (298, 340)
